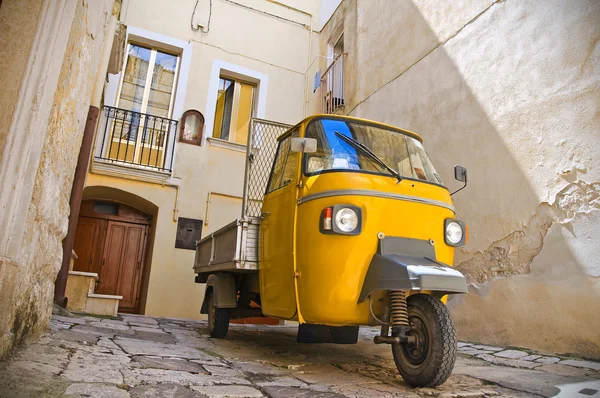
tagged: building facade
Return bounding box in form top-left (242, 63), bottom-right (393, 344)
top-left (310, 0), bottom-right (600, 359)
top-left (76, 0), bottom-right (321, 320)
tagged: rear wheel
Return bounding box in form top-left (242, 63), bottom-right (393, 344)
top-left (391, 294), bottom-right (456, 387)
top-left (207, 290), bottom-right (230, 338)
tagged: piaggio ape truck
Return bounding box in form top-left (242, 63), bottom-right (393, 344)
top-left (193, 114), bottom-right (469, 387)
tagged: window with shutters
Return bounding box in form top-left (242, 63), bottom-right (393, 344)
top-left (212, 77), bottom-right (256, 145)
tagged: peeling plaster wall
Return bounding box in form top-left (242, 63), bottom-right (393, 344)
top-left (313, 0), bottom-right (600, 358)
top-left (0, 0), bottom-right (114, 359)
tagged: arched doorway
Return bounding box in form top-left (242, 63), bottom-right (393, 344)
top-left (72, 199), bottom-right (152, 313)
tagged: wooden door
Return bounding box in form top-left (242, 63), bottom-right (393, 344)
top-left (98, 221), bottom-right (148, 313)
top-left (73, 216), bottom-right (105, 274)
top-left (74, 200), bottom-right (151, 314)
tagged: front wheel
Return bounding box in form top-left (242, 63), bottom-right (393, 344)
top-left (207, 290), bottom-right (230, 338)
top-left (391, 294), bottom-right (457, 387)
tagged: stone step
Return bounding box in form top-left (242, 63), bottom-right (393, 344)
top-left (65, 271), bottom-right (99, 312)
top-left (85, 293), bottom-right (123, 317)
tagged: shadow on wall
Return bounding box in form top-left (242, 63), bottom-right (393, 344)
top-left (81, 185), bottom-right (159, 315)
top-left (347, 0), bottom-right (600, 358)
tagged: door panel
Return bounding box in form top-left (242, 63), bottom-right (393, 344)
top-left (99, 221), bottom-right (147, 313)
top-left (73, 217), bottom-right (103, 274)
top-left (259, 185), bottom-right (297, 319)
top-left (117, 225), bottom-right (146, 311)
top-left (98, 222), bottom-right (126, 296)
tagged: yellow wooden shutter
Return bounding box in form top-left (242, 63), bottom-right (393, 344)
top-left (233, 83), bottom-right (254, 145)
top-left (213, 89), bottom-right (226, 139)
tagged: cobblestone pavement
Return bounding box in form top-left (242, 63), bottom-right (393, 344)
top-left (0, 314), bottom-right (599, 398)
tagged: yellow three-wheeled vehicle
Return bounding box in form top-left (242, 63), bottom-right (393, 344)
top-left (195, 115), bottom-right (468, 387)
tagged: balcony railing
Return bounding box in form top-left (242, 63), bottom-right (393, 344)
top-left (320, 53), bottom-right (345, 114)
top-left (95, 106), bottom-right (178, 172)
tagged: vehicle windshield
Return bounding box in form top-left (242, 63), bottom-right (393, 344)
top-left (304, 118), bottom-right (444, 185)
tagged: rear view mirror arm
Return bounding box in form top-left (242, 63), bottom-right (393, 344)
top-left (450, 180), bottom-right (467, 196)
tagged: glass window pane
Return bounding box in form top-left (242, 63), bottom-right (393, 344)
top-left (281, 130), bottom-right (299, 187)
top-left (267, 136), bottom-right (292, 193)
top-left (119, 44), bottom-right (151, 113)
top-left (305, 119), bottom-right (443, 185)
top-left (146, 51), bottom-right (178, 118)
top-left (213, 78), bottom-right (234, 140)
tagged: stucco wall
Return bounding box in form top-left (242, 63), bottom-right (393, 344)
top-left (314, 0), bottom-right (600, 359)
top-left (0, 0), bottom-right (114, 358)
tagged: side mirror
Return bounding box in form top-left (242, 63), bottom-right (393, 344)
top-left (451, 165), bottom-right (468, 196)
top-left (291, 137), bottom-right (317, 153)
top-left (454, 165), bottom-right (467, 183)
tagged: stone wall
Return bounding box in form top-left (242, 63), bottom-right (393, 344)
top-left (0, 0), bottom-right (114, 359)
top-left (316, 0), bottom-right (600, 359)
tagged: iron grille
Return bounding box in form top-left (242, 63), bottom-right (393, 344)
top-left (95, 106), bottom-right (178, 172)
top-left (242, 118), bottom-right (292, 219)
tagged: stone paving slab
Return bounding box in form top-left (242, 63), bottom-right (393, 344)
top-left (476, 354), bottom-right (541, 369)
top-left (114, 337), bottom-right (221, 363)
top-left (560, 360), bottom-right (600, 371)
top-left (262, 386), bottom-right (345, 398)
top-left (63, 351), bottom-right (130, 384)
top-left (132, 326), bottom-right (166, 334)
top-left (469, 344), bottom-right (504, 352)
top-left (63, 383), bottom-right (130, 398)
top-left (494, 350), bottom-right (531, 359)
top-left (191, 385), bottom-right (264, 397)
top-left (130, 383), bottom-right (202, 398)
top-left (256, 376), bottom-right (308, 387)
top-left (536, 356), bottom-right (561, 364)
top-left (132, 355), bottom-right (209, 373)
top-left (122, 367), bottom-right (250, 386)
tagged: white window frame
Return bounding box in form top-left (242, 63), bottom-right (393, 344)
top-left (100, 27), bottom-right (192, 172)
top-left (205, 60), bottom-right (268, 148)
top-left (327, 23), bottom-right (344, 66)
top-left (111, 43), bottom-right (180, 164)
top-left (115, 43), bottom-right (180, 119)
top-left (212, 76), bottom-right (257, 144)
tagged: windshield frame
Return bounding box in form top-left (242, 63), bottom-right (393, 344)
top-left (301, 116), bottom-right (447, 190)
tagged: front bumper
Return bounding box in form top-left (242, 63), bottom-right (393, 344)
top-left (357, 237), bottom-right (468, 303)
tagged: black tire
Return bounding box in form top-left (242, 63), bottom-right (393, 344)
top-left (207, 290), bottom-right (230, 338)
top-left (391, 294), bottom-right (457, 387)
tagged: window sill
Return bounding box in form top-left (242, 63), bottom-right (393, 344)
top-left (207, 137), bottom-right (247, 153)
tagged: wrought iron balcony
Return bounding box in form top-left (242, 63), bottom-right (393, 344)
top-left (95, 106), bottom-right (178, 173)
top-left (321, 53), bottom-right (345, 114)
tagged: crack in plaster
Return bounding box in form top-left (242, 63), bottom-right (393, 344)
top-left (457, 181), bottom-right (600, 284)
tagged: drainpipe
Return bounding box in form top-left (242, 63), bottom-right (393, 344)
top-left (54, 2), bottom-right (120, 307)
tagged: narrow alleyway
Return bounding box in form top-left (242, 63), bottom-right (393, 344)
top-left (0, 314), bottom-right (598, 398)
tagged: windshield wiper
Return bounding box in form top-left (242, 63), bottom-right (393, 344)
top-left (334, 131), bottom-right (403, 183)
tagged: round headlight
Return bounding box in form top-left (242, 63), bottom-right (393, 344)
top-left (335, 208), bottom-right (359, 233)
top-left (446, 221), bottom-right (463, 244)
